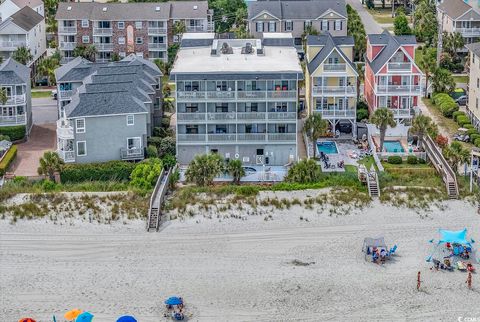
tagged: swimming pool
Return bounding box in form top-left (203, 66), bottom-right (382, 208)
top-left (383, 140), bottom-right (404, 152)
top-left (317, 141), bottom-right (338, 154)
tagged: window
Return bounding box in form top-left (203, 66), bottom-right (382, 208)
top-left (256, 22), bottom-right (264, 32)
top-left (126, 114), bottom-right (134, 126)
top-left (186, 104), bottom-right (198, 112)
top-left (118, 37), bottom-right (125, 45)
top-left (335, 20), bottom-right (342, 31)
top-left (268, 21), bottom-right (276, 32)
top-left (186, 125), bottom-right (198, 134)
top-left (82, 36), bottom-right (89, 43)
top-left (477, 78), bottom-right (479, 88)
top-left (304, 20), bottom-right (312, 30)
top-left (75, 118), bottom-right (85, 133)
top-left (285, 21), bottom-right (293, 31)
top-left (127, 137), bottom-right (141, 151)
top-left (135, 21), bottom-right (142, 29)
top-left (76, 141), bottom-right (87, 156)
top-left (136, 37), bottom-right (143, 44)
top-left (256, 149), bottom-right (264, 155)
top-left (118, 21), bottom-right (125, 29)
top-left (81, 19), bottom-right (89, 28)
top-left (476, 98), bottom-right (478, 109)
top-left (321, 20), bottom-right (328, 31)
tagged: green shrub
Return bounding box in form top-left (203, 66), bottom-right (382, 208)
top-left (475, 138), bottom-right (480, 148)
top-left (432, 93), bottom-right (450, 105)
top-left (459, 119), bottom-right (472, 127)
top-left (457, 115), bottom-right (469, 125)
top-left (439, 100), bottom-right (458, 117)
top-left (470, 134), bottom-right (480, 142)
top-left (161, 153), bottom-right (176, 169)
top-left (60, 160), bottom-right (136, 183)
top-left (464, 124), bottom-right (475, 130)
top-left (0, 134), bottom-right (10, 141)
top-left (41, 180), bottom-right (58, 192)
top-left (407, 155), bottom-right (418, 164)
top-left (130, 158), bottom-right (163, 190)
top-left (467, 129), bottom-right (478, 137)
top-left (387, 156), bottom-right (402, 164)
top-left (0, 145), bottom-right (17, 175)
top-left (418, 158), bottom-right (426, 164)
top-left (357, 109), bottom-right (369, 122)
top-left (148, 136), bottom-right (176, 157)
top-left (453, 111), bottom-right (465, 121)
top-left (285, 159), bottom-right (322, 184)
top-left (0, 126), bottom-right (26, 141)
top-left (146, 145), bottom-right (158, 158)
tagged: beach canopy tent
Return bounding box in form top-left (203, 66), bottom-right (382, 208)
top-left (165, 297), bottom-right (183, 306)
top-left (438, 229), bottom-right (472, 246)
top-left (117, 316), bottom-right (137, 322)
top-left (362, 237), bottom-right (387, 252)
top-left (75, 312), bottom-right (93, 322)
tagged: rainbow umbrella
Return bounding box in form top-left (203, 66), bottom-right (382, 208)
top-left (75, 312), bottom-right (94, 322)
top-left (19, 318), bottom-right (36, 322)
top-left (117, 316), bottom-right (137, 322)
top-left (64, 309), bottom-right (82, 321)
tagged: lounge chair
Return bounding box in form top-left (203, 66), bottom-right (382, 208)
top-left (388, 245), bottom-right (397, 256)
top-left (453, 246), bottom-right (461, 256)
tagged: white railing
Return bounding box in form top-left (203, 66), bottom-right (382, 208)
top-left (56, 120), bottom-right (74, 139)
top-left (58, 26), bottom-right (77, 34)
top-left (94, 43), bottom-right (113, 51)
top-left (207, 133), bottom-right (237, 141)
top-left (93, 27), bottom-right (113, 35)
top-left (59, 90), bottom-right (74, 100)
top-left (120, 147), bottom-right (144, 160)
top-left (237, 91), bottom-right (266, 99)
top-left (312, 85), bottom-right (356, 96)
top-left (388, 62), bottom-right (411, 71)
top-left (266, 90), bottom-right (296, 99)
top-left (206, 91), bottom-right (236, 100)
top-left (206, 112), bottom-right (236, 121)
top-left (186, 25), bottom-right (207, 32)
top-left (268, 133), bottom-right (296, 141)
top-left (177, 134), bottom-right (206, 142)
top-left (59, 42), bottom-right (76, 50)
top-left (237, 133), bottom-right (266, 141)
top-left (0, 114), bottom-right (26, 125)
top-left (207, 22), bottom-right (215, 32)
top-left (176, 112), bottom-right (295, 122)
top-left (177, 113), bottom-right (206, 121)
top-left (324, 64), bottom-right (346, 72)
top-left (57, 149), bottom-right (75, 162)
top-left (0, 94), bottom-right (26, 106)
top-left (0, 41), bottom-right (27, 49)
top-left (390, 108), bottom-right (413, 117)
top-left (459, 27), bottom-right (480, 36)
top-left (148, 43), bottom-right (167, 50)
top-left (177, 133), bottom-right (296, 142)
top-left (237, 112), bottom-right (266, 120)
top-left (315, 109), bottom-right (355, 118)
top-left (376, 84), bottom-right (422, 94)
top-left (177, 90), bottom-right (296, 101)
top-left (267, 112), bottom-right (296, 120)
top-left (148, 27), bottom-right (167, 34)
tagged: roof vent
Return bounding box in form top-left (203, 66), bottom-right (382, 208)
top-left (155, 6), bottom-right (160, 11)
top-left (67, 6), bottom-right (71, 10)
top-left (220, 42), bottom-right (233, 54)
top-left (193, 5), bottom-right (198, 10)
top-left (102, 7), bottom-right (107, 12)
top-left (241, 42), bottom-right (253, 54)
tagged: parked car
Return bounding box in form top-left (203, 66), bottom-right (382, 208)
top-left (35, 77), bottom-right (48, 87)
top-left (450, 88), bottom-right (466, 100)
top-left (51, 90), bottom-right (57, 100)
top-left (455, 95), bottom-right (468, 106)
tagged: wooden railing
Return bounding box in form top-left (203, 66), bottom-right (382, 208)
top-left (146, 165), bottom-right (177, 231)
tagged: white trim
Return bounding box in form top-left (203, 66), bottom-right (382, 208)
top-left (67, 111), bottom-right (148, 120)
top-left (126, 114), bottom-right (134, 126)
top-left (250, 10), bottom-right (281, 21)
top-left (316, 9), bottom-right (347, 20)
top-left (310, 47), bottom-right (359, 76)
top-left (75, 118), bottom-right (85, 133)
top-left (76, 141), bottom-right (87, 156)
top-left (127, 136), bottom-right (142, 150)
top-left (373, 45), bottom-right (424, 77)
top-left (81, 19), bottom-right (89, 28)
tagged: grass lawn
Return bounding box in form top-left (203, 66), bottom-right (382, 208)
top-left (358, 156), bottom-right (377, 171)
top-left (344, 165), bottom-right (357, 174)
top-left (367, 8), bottom-right (395, 24)
top-left (453, 75), bottom-right (469, 84)
top-left (415, 48), bottom-right (423, 70)
top-left (31, 91), bottom-right (52, 98)
top-left (381, 162), bottom-right (431, 170)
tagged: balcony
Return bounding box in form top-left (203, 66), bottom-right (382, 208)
top-left (186, 25), bottom-right (207, 32)
top-left (237, 112), bottom-right (266, 120)
top-left (207, 133), bottom-right (237, 142)
top-left (312, 86), bottom-right (356, 96)
top-left (177, 113), bottom-right (206, 122)
top-left (58, 26), bottom-right (77, 34)
top-left (267, 112), bottom-right (296, 120)
top-left (176, 112), bottom-right (295, 123)
top-left (148, 27), bottom-right (167, 35)
top-left (178, 134), bottom-right (207, 142)
top-left (314, 109), bottom-right (356, 119)
top-left (56, 120), bottom-right (74, 139)
top-left (207, 112), bottom-right (236, 121)
top-left (59, 42), bottom-right (76, 50)
top-left (458, 27), bottom-right (480, 37)
top-left (0, 114), bottom-right (26, 126)
top-left (0, 41), bottom-right (27, 50)
top-left (389, 108), bottom-right (414, 118)
top-left (266, 90), bottom-right (296, 100)
top-left (237, 91), bottom-right (266, 100)
top-left (148, 43), bottom-right (167, 50)
top-left (237, 133), bottom-right (266, 141)
top-left (93, 27), bottom-right (113, 36)
top-left (120, 147), bottom-right (144, 160)
top-left (267, 133), bottom-right (296, 141)
top-left (0, 95), bottom-right (26, 106)
top-left (94, 43), bottom-right (114, 51)
top-left (375, 84), bottom-right (422, 94)
top-left (59, 90), bottom-right (74, 100)
top-left (387, 62), bottom-right (411, 72)
top-left (176, 91), bottom-right (235, 101)
top-left (324, 64), bottom-right (347, 72)
top-left (57, 149), bottom-right (75, 163)
top-left (177, 132), bottom-right (296, 143)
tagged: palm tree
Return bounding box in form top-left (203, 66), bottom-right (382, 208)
top-left (162, 99), bottom-right (174, 113)
top-left (226, 159), bottom-right (245, 184)
top-left (84, 45), bottom-right (97, 62)
top-left (173, 21), bottom-right (186, 39)
top-left (37, 151), bottom-right (65, 181)
top-left (410, 115), bottom-right (435, 148)
top-left (73, 45), bottom-right (86, 58)
top-left (0, 88), bottom-right (7, 105)
top-left (304, 113), bottom-right (328, 158)
top-left (419, 47), bottom-right (436, 97)
top-left (443, 141), bottom-right (469, 174)
top-left (12, 46), bottom-right (33, 65)
top-left (301, 25), bottom-right (319, 52)
top-left (432, 68), bottom-right (455, 93)
top-left (355, 63), bottom-right (364, 101)
top-left (185, 153), bottom-right (224, 186)
top-left (370, 108), bottom-right (396, 152)
top-left (37, 57), bottom-right (60, 87)
top-left (154, 59), bottom-right (171, 75)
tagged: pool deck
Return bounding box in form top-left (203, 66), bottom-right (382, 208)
top-left (317, 141), bottom-right (367, 173)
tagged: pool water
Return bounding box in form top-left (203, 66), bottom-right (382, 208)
top-left (383, 140), bottom-right (404, 152)
top-left (317, 141), bottom-right (338, 154)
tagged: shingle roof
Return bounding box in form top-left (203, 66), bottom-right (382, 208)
top-left (467, 42), bottom-right (480, 57)
top-left (0, 57), bottom-right (30, 84)
top-left (11, 0), bottom-right (43, 9)
top-left (306, 34), bottom-right (356, 74)
top-left (438, 0), bottom-right (480, 20)
top-left (170, 1), bottom-right (210, 19)
top-left (248, 0), bottom-right (347, 20)
top-left (8, 6), bottom-right (43, 31)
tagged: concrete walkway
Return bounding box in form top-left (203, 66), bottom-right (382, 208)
top-left (346, 0), bottom-right (383, 34)
top-left (417, 98), bottom-right (451, 138)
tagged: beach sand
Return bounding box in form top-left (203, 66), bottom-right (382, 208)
top-left (1, 198), bottom-right (480, 321)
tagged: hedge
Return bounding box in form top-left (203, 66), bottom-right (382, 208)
top-left (457, 115), bottom-right (469, 124)
top-left (470, 133), bottom-right (480, 142)
top-left (432, 93), bottom-right (450, 105)
top-left (453, 111), bottom-right (466, 121)
top-left (475, 138), bottom-right (480, 148)
top-left (387, 156), bottom-right (402, 164)
top-left (0, 145), bottom-right (17, 175)
top-left (467, 129), bottom-right (478, 136)
top-left (0, 125), bottom-right (26, 141)
top-left (60, 160), bottom-right (136, 183)
top-left (464, 124), bottom-right (475, 130)
top-left (407, 155), bottom-right (418, 164)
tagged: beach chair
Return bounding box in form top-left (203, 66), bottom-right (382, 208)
top-left (389, 245), bottom-right (397, 256)
top-left (453, 246), bottom-right (461, 256)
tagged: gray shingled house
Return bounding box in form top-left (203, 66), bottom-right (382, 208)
top-left (55, 54), bottom-right (162, 163)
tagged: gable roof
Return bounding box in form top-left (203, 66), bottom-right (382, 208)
top-left (170, 1), bottom-right (211, 19)
top-left (306, 34), bottom-right (356, 74)
top-left (0, 57), bottom-right (30, 84)
top-left (467, 42), bottom-right (480, 57)
top-left (438, 0), bottom-right (480, 20)
top-left (8, 6), bottom-right (43, 31)
top-left (10, 0), bottom-right (43, 9)
top-left (248, 0), bottom-right (347, 21)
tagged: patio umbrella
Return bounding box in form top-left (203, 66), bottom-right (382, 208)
top-left (75, 312), bottom-right (94, 322)
top-left (164, 297), bottom-right (183, 306)
top-left (64, 309), bottom-right (82, 321)
top-left (458, 128), bottom-right (469, 132)
top-left (117, 316), bottom-right (137, 322)
top-left (19, 318), bottom-right (36, 322)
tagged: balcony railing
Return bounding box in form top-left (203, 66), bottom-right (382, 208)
top-left (0, 95), bottom-right (26, 106)
top-left (57, 149), bottom-right (75, 162)
top-left (176, 112), bottom-right (296, 123)
top-left (388, 62), bottom-right (411, 71)
top-left (314, 109), bottom-right (356, 118)
top-left (120, 147), bottom-right (144, 160)
top-left (237, 133), bottom-right (266, 141)
top-left (58, 26), bottom-right (77, 34)
top-left (375, 84), bottom-right (422, 94)
top-left (176, 90), bottom-right (296, 101)
top-left (267, 90), bottom-right (297, 99)
top-left (237, 112), bottom-right (266, 120)
top-left (56, 120), bottom-right (74, 139)
top-left (148, 27), bottom-right (167, 34)
top-left (186, 25), bottom-right (207, 32)
top-left (267, 112), bottom-right (296, 120)
top-left (178, 134), bottom-right (207, 142)
top-left (0, 114), bottom-right (26, 126)
top-left (237, 91), bottom-right (266, 100)
top-left (0, 41), bottom-right (27, 50)
top-left (177, 113), bottom-right (206, 121)
top-left (268, 133), bottom-right (296, 141)
top-left (312, 86), bottom-right (356, 96)
top-left (324, 64), bottom-right (347, 72)
top-left (148, 43), bottom-right (167, 50)
top-left (389, 108), bottom-right (414, 117)
top-left (177, 133), bottom-right (296, 143)
top-left (207, 133), bottom-right (237, 141)
top-left (458, 27), bottom-right (480, 37)
top-left (59, 42), bottom-right (76, 50)
top-left (59, 90), bottom-right (74, 100)
top-left (93, 27), bottom-right (113, 35)
top-left (94, 43), bottom-right (114, 51)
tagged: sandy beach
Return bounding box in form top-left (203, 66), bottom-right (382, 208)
top-left (1, 196), bottom-right (480, 321)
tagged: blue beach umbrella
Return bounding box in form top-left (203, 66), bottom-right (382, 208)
top-left (117, 316), bottom-right (137, 322)
top-left (165, 297), bottom-right (183, 306)
top-left (75, 312), bottom-right (94, 322)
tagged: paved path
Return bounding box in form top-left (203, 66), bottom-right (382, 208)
top-left (346, 0), bottom-right (383, 34)
top-left (417, 98), bottom-right (451, 138)
top-left (32, 97), bottom-right (57, 125)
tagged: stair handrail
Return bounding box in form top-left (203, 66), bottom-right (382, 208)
top-left (147, 167), bottom-right (165, 230)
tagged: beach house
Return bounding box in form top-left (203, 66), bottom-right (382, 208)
top-left (466, 42), bottom-right (480, 129)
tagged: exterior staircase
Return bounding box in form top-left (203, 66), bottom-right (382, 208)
top-left (367, 167), bottom-right (380, 198)
top-left (146, 166), bottom-right (176, 232)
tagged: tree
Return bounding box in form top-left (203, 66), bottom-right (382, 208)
top-left (185, 153), bottom-right (224, 186)
top-left (12, 46), bottom-right (33, 65)
top-left (304, 113), bottom-right (328, 158)
top-left (163, 99), bottom-right (174, 113)
top-left (167, 44), bottom-right (180, 65)
top-left (0, 88), bottom-right (7, 105)
top-left (111, 53), bottom-right (120, 62)
top-left (301, 25), bottom-right (319, 52)
top-left (285, 159), bottom-right (322, 184)
top-left (347, 4), bottom-right (367, 61)
top-left (130, 158), bottom-right (163, 190)
top-left (442, 32), bottom-right (464, 61)
top-left (409, 115), bottom-right (435, 148)
top-left (154, 59), bottom-right (171, 75)
top-left (370, 108), bottom-right (396, 152)
top-left (37, 151), bottom-right (64, 181)
top-left (443, 141), bottom-right (469, 174)
top-left (432, 68), bottom-right (455, 93)
top-left (37, 56), bottom-right (60, 86)
top-left (172, 21), bottom-right (186, 38)
top-left (209, 0), bottom-right (246, 33)
top-left (394, 12), bottom-right (412, 35)
top-left (226, 159), bottom-right (245, 184)
top-left (413, 0), bottom-right (437, 46)
top-left (84, 45), bottom-right (98, 62)
top-left (418, 47), bottom-right (437, 97)
top-left (0, 56), bottom-right (3, 64)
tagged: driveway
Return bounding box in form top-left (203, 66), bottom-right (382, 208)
top-left (346, 0), bottom-right (383, 34)
top-left (32, 96), bottom-right (58, 125)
